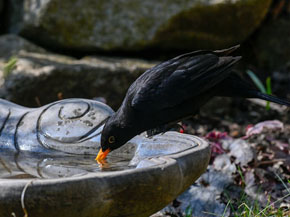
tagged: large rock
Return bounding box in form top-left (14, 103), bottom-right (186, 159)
top-left (7, 0), bottom-right (271, 52)
top-left (249, 16), bottom-right (290, 71)
top-left (0, 35), bottom-right (155, 109)
top-left (0, 34), bottom-right (46, 59)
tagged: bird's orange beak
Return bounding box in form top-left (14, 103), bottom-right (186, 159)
top-left (95, 148), bottom-right (111, 161)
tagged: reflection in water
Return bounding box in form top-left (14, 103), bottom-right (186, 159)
top-left (0, 132), bottom-right (198, 179)
top-left (0, 150), bottom-right (134, 179)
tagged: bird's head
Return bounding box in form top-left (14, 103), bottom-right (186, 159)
top-left (96, 116), bottom-right (134, 161)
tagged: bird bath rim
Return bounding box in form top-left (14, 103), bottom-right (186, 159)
top-left (0, 133), bottom-right (210, 217)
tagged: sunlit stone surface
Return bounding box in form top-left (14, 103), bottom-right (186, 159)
top-left (0, 98), bottom-right (210, 217)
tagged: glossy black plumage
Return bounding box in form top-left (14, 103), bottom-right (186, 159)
top-left (100, 46), bottom-right (290, 152)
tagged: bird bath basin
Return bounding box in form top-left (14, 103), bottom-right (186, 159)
top-left (0, 99), bottom-right (210, 217)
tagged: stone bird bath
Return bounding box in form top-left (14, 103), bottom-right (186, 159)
top-left (0, 98), bottom-right (210, 217)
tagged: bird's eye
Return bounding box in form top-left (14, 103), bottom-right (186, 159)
top-left (108, 136), bottom-right (115, 144)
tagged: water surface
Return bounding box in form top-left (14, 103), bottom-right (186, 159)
top-left (0, 150), bottom-right (134, 179)
top-left (0, 132), bottom-right (198, 179)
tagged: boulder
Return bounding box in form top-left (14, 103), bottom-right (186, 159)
top-left (0, 35), bottom-right (155, 109)
top-left (0, 34), bottom-right (46, 59)
top-left (250, 16), bottom-right (290, 71)
top-left (6, 0), bottom-right (271, 52)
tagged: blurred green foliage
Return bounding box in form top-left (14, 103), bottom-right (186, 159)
top-left (246, 70), bottom-right (272, 110)
top-left (3, 57), bottom-right (17, 78)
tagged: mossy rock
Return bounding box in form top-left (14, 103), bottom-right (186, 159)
top-left (7, 0), bottom-right (271, 52)
top-left (152, 0), bottom-right (272, 50)
top-left (0, 35), bottom-right (155, 109)
top-left (0, 34), bottom-right (46, 59)
top-left (249, 16), bottom-right (290, 71)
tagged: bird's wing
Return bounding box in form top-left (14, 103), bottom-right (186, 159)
top-left (129, 52), bottom-right (240, 112)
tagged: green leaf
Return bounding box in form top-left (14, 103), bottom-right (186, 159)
top-left (3, 57), bottom-right (17, 78)
top-left (185, 205), bottom-right (193, 217)
top-left (246, 70), bottom-right (266, 93)
top-left (266, 76), bottom-right (272, 110)
top-left (246, 70), bottom-right (272, 111)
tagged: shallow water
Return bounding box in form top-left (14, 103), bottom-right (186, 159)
top-left (0, 150), bottom-right (134, 179)
top-left (0, 132), bottom-right (198, 179)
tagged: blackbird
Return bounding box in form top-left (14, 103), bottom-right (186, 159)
top-left (96, 45), bottom-right (290, 160)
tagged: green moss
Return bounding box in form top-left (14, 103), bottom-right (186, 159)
top-left (152, 0), bottom-right (272, 50)
top-left (21, 0), bottom-right (271, 52)
top-left (37, 0), bottom-right (100, 48)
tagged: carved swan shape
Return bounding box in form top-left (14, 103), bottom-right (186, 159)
top-left (0, 98), bottom-right (114, 155)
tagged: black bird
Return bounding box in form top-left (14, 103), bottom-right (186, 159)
top-left (96, 45), bottom-right (290, 160)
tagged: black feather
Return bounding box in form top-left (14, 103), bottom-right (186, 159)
top-left (100, 46), bottom-right (290, 152)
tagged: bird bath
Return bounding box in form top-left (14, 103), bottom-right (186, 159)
top-left (0, 99), bottom-right (210, 217)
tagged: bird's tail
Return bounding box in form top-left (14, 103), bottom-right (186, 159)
top-left (217, 73), bottom-right (290, 106)
top-left (214, 45), bottom-right (240, 56)
top-left (248, 91), bottom-right (290, 106)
